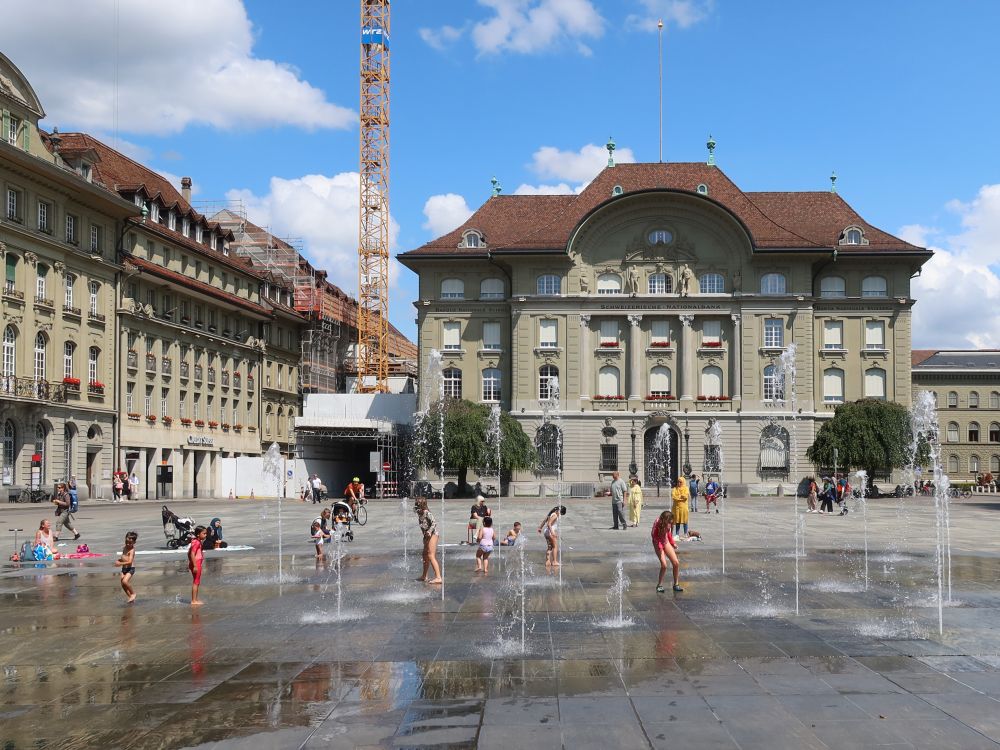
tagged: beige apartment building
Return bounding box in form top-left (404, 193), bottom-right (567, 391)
top-left (912, 350), bottom-right (1000, 485)
top-left (1, 52), bottom-right (137, 499)
top-left (400, 154), bottom-right (933, 495)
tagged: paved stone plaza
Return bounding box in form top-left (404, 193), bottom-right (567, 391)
top-left (2, 494), bottom-right (999, 749)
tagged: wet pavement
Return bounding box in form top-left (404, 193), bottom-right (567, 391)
top-left (1, 494), bottom-right (999, 749)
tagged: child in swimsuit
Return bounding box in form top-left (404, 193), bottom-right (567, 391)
top-left (500, 521), bottom-right (522, 546)
top-left (114, 531), bottom-right (138, 603)
top-left (189, 526), bottom-right (208, 606)
top-left (475, 517), bottom-right (495, 575)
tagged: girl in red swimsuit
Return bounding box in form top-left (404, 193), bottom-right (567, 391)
top-left (651, 510), bottom-right (683, 593)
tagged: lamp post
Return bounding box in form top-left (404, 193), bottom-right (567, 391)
top-left (683, 419), bottom-right (691, 477)
top-left (629, 420), bottom-right (638, 477)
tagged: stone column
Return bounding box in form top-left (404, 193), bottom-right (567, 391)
top-left (679, 314), bottom-right (695, 401)
top-left (627, 314), bottom-right (643, 400)
top-left (579, 314), bottom-right (592, 399)
top-left (730, 313), bottom-right (742, 401)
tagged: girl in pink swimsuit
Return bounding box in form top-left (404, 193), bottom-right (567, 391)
top-left (651, 510), bottom-right (683, 593)
top-left (475, 517), bottom-right (495, 575)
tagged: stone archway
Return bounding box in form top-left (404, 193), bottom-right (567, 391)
top-left (644, 418), bottom-right (679, 490)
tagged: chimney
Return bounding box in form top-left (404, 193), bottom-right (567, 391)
top-left (181, 177), bottom-right (192, 203)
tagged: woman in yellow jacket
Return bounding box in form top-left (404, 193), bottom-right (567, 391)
top-left (671, 476), bottom-right (690, 538)
top-left (627, 477), bottom-right (644, 527)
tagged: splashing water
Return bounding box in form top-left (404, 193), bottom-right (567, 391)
top-left (489, 538), bottom-right (532, 655)
top-left (706, 418), bottom-right (725, 575)
top-left (539, 375), bottom-right (564, 586)
top-left (597, 558), bottom-right (634, 628)
top-left (776, 343), bottom-right (800, 614)
top-left (262, 442), bottom-right (284, 586)
top-left (854, 469), bottom-right (870, 590)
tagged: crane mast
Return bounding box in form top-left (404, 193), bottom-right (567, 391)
top-left (356, 0), bottom-right (390, 392)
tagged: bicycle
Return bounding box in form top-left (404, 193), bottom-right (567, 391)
top-left (480, 484), bottom-right (499, 498)
top-left (947, 487), bottom-right (971, 499)
top-left (17, 488), bottom-right (51, 504)
top-left (353, 497), bottom-right (368, 526)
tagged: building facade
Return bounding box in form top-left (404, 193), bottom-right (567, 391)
top-left (400, 155), bottom-right (933, 495)
top-left (1, 52), bottom-right (137, 499)
top-left (912, 350), bottom-right (1000, 485)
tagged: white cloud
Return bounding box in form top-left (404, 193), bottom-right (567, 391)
top-left (625, 0), bottom-right (716, 31)
top-left (422, 194), bottom-right (474, 236)
top-left (227, 172), bottom-right (402, 295)
top-left (909, 184), bottom-right (1000, 348)
top-left (158, 170), bottom-right (199, 198)
top-left (515, 142), bottom-right (637, 193)
top-left (421, 0), bottom-right (605, 56)
top-left (4, 0), bottom-right (353, 135)
top-left (514, 183), bottom-right (578, 195)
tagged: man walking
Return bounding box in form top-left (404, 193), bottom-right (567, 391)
top-left (610, 471), bottom-right (628, 530)
top-left (310, 474), bottom-right (322, 504)
top-left (688, 473), bottom-right (699, 513)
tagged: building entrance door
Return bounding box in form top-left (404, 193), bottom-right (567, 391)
top-left (193, 451), bottom-right (204, 498)
top-left (644, 424), bottom-right (679, 491)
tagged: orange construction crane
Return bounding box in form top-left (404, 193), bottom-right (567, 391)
top-left (356, 0), bottom-right (391, 392)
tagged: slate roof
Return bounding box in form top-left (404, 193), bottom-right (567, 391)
top-left (912, 350), bottom-right (1000, 371)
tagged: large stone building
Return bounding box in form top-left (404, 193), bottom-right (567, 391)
top-left (912, 350), bottom-right (1000, 485)
top-left (400, 149), bottom-right (933, 495)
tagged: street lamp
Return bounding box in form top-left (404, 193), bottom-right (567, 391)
top-left (629, 419), bottom-right (638, 477)
top-left (683, 419), bottom-right (691, 477)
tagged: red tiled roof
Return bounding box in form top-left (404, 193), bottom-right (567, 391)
top-left (400, 163), bottom-right (926, 258)
top-left (911, 349), bottom-right (938, 367)
top-left (124, 255), bottom-right (270, 317)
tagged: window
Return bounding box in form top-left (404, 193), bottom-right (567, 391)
top-left (37, 201), bottom-right (50, 232)
top-left (971, 455), bottom-right (981, 474)
top-left (651, 319), bottom-right (670, 345)
top-left (969, 422), bottom-right (980, 442)
top-left (990, 423), bottom-right (1000, 443)
top-left (597, 273), bottom-right (622, 295)
top-left (34, 424), bottom-right (45, 487)
top-left (760, 425), bottom-right (790, 470)
top-left (464, 232), bottom-right (481, 248)
top-left (820, 276), bottom-right (846, 298)
top-left (992, 455), bottom-right (1000, 473)
top-left (539, 365), bottom-right (559, 400)
top-left (168, 211), bottom-right (176, 231)
top-left (161, 387), bottom-right (169, 417)
top-left (702, 320), bottom-right (721, 346)
top-left (443, 368), bottom-right (462, 399)
top-left (862, 276), bottom-right (887, 297)
top-left (763, 365), bottom-right (783, 401)
top-left (948, 455), bottom-right (959, 473)
top-left (90, 225), bottom-right (101, 253)
top-left (442, 322), bottom-right (461, 350)
top-left (89, 348), bottom-right (99, 384)
top-left (823, 367), bottom-right (845, 403)
top-left (65, 214), bottom-right (77, 244)
top-left (649, 366), bottom-right (671, 397)
top-left (760, 273), bottom-right (786, 295)
top-left (89, 281), bottom-right (100, 315)
top-left (864, 367), bottom-right (886, 399)
top-left (701, 365), bottom-right (723, 397)
top-left (64, 425), bottom-right (73, 478)
top-left (536, 424), bottom-right (562, 471)
top-left (2, 326), bottom-right (14, 377)
top-left (599, 319), bottom-right (619, 346)
top-left (764, 319), bottom-right (784, 348)
top-left (947, 422), bottom-right (959, 442)
top-left (539, 319), bottom-right (557, 348)
top-left (195, 225), bottom-right (203, 243)
top-left (600, 444), bottom-right (618, 472)
top-left (182, 217), bottom-right (190, 237)
top-left (482, 321), bottom-right (501, 350)
top-left (648, 273), bottom-right (671, 294)
top-left (647, 229), bottom-right (673, 245)
top-left (992, 392), bottom-right (1000, 409)
top-left (699, 273), bottom-right (725, 294)
top-left (63, 342), bottom-right (74, 379)
top-left (34, 333), bottom-right (46, 380)
top-left (480, 277), bottom-right (504, 299)
top-left (1, 421), bottom-right (14, 485)
top-left (864, 321), bottom-right (885, 350)
top-left (948, 391), bottom-right (958, 408)
top-left (482, 368), bottom-right (501, 402)
top-left (150, 203), bottom-right (160, 223)
top-left (64, 274), bottom-right (75, 308)
top-left (36, 264), bottom-right (48, 300)
top-left (7, 115), bottom-right (19, 145)
top-left (970, 391), bottom-right (980, 409)
top-left (598, 365), bottom-right (620, 397)
top-left (440, 278), bottom-right (464, 299)
top-left (823, 320), bottom-right (844, 349)
top-left (536, 274), bottom-right (561, 295)
top-left (6, 188), bottom-right (20, 222)
top-left (5, 253), bottom-right (15, 292)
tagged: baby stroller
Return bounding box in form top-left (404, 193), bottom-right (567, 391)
top-left (162, 505), bottom-right (195, 549)
top-left (331, 500), bottom-right (354, 542)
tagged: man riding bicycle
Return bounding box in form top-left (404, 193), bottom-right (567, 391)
top-left (344, 477), bottom-right (365, 517)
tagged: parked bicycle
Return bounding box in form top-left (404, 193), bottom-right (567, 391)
top-left (16, 488), bottom-right (51, 503)
top-left (948, 486), bottom-right (972, 499)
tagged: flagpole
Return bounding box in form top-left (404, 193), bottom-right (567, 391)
top-left (658, 18), bottom-right (664, 163)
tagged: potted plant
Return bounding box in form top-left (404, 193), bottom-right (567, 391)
top-left (194, 419), bottom-right (205, 427)
top-left (162, 416), bottom-right (173, 425)
top-left (128, 412), bottom-right (141, 420)
top-left (650, 341), bottom-right (671, 348)
top-left (697, 395), bottom-right (707, 401)
top-left (208, 420), bottom-right (218, 428)
top-left (180, 417), bottom-right (192, 426)
top-left (146, 414), bottom-right (157, 422)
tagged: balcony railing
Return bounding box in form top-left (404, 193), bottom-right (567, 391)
top-left (161, 357), bottom-right (172, 375)
top-left (194, 365), bottom-right (203, 381)
top-left (3, 281), bottom-right (24, 300)
top-left (145, 354), bottom-right (156, 373)
top-left (0, 376), bottom-right (66, 403)
top-left (127, 350), bottom-right (138, 369)
top-left (88, 311), bottom-right (106, 323)
top-left (207, 368), bottom-right (216, 385)
top-left (179, 361), bottom-right (189, 378)
top-left (34, 294), bottom-right (54, 308)
top-left (233, 375), bottom-right (241, 391)
top-left (221, 371), bottom-right (230, 387)
top-left (62, 305), bottom-right (81, 317)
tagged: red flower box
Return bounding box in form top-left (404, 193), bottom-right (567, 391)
top-left (719, 395), bottom-right (730, 401)
top-left (146, 414), bottom-right (157, 422)
top-left (649, 341), bottom-right (671, 348)
top-left (702, 341), bottom-right (722, 348)
top-left (162, 416), bottom-right (173, 424)
top-left (180, 418), bottom-right (193, 425)
top-left (646, 394), bottom-right (676, 400)
top-left (697, 395), bottom-right (707, 401)
top-left (194, 419), bottom-right (205, 427)
top-left (594, 395), bottom-right (625, 401)
top-left (63, 377), bottom-right (81, 386)
top-left (208, 421), bottom-right (218, 428)
top-left (599, 341), bottom-right (619, 348)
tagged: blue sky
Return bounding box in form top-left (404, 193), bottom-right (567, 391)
top-left (5, 0), bottom-right (1000, 346)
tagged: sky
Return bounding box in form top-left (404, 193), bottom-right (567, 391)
top-left (4, 0), bottom-right (1000, 347)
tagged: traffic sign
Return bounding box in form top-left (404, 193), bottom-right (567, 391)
top-left (382, 461), bottom-right (391, 471)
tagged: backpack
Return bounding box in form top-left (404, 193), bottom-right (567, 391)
top-left (69, 491), bottom-right (79, 513)
top-left (19, 541), bottom-right (32, 562)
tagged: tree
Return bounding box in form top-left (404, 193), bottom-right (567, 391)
top-left (414, 399), bottom-right (535, 494)
top-left (806, 399), bottom-right (927, 490)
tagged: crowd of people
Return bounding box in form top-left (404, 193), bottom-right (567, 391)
top-left (804, 475), bottom-right (853, 515)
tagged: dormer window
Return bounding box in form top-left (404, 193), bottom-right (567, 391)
top-left (182, 217), bottom-right (190, 236)
top-left (195, 224), bottom-right (203, 243)
top-left (839, 225), bottom-right (869, 246)
top-left (461, 230), bottom-right (483, 249)
top-left (134, 194), bottom-right (144, 208)
top-left (167, 211), bottom-right (176, 231)
top-left (80, 163), bottom-right (92, 182)
top-left (150, 203), bottom-right (160, 223)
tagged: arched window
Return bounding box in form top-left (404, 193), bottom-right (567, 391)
top-left (845, 228), bottom-right (863, 245)
top-left (760, 424), bottom-right (789, 471)
top-left (862, 276), bottom-right (887, 297)
top-left (763, 364), bottom-right (783, 401)
top-left (1, 421), bottom-right (15, 485)
top-left (989, 423), bottom-right (1000, 442)
top-left (597, 273), bottom-right (622, 295)
top-left (969, 422), bottom-right (980, 442)
top-left (463, 231), bottom-right (481, 248)
top-left (701, 365), bottom-right (723, 397)
top-left (647, 273), bottom-right (671, 294)
top-left (820, 276), bottom-right (846, 298)
top-left (34, 423), bottom-right (46, 487)
top-left (598, 365), bottom-right (620, 397)
top-left (265, 406), bottom-right (272, 435)
top-left (479, 277), bottom-right (504, 299)
top-left (535, 423), bottom-right (562, 471)
top-left (948, 455), bottom-right (959, 473)
top-left (88, 347), bottom-right (99, 384)
top-left (89, 280), bottom-right (101, 314)
top-left (991, 455), bottom-right (1000, 473)
top-left (538, 365), bottom-right (559, 401)
top-left (443, 367), bottom-right (462, 399)
top-left (2, 326), bottom-right (15, 378)
top-left (536, 274), bottom-right (561, 295)
top-left (823, 367), bottom-right (844, 403)
top-left (440, 278), bottom-right (464, 299)
top-left (864, 367), bottom-right (886, 400)
top-left (699, 273), bottom-right (725, 294)
top-left (947, 422), bottom-right (959, 442)
top-left (760, 273), bottom-right (786, 295)
top-left (991, 392), bottom-right (1000, 409)
top-left (34, 332), bottom-right (46, 381)
top-left (948, 391), bottom-right (958, 408)
top-left (482, 368), bottom-right (501, 402)
top-left (970, 391), bottom-right (980, 408)
top-left (64, 424), bottom-right (74, 477)
top-left (63, 342), bottom-right (75, 379)
top-left (276, 407), bottom-right (284, 437)
top-left (649, 366), bottom-right (671, 397)
top-left (971, 455), bottom-right (981, 473)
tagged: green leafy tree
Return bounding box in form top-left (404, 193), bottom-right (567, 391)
top-left (806, 399), bottom-right (927, 489)
top-left (414, 399), bottom-right (535, 494)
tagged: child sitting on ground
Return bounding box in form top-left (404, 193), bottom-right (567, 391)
top-left (500, 521), bottom-right (522, 546)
